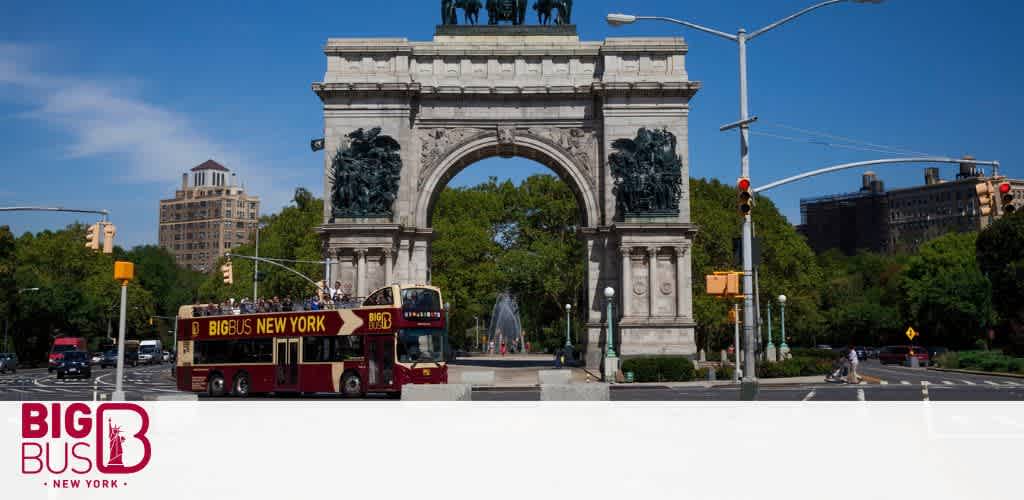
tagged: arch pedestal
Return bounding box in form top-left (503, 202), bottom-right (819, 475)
top-left (314, 28), bottom-right (701, 369)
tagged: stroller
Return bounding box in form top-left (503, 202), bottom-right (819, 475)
top-left (825, 356), bottom-right (850, 383)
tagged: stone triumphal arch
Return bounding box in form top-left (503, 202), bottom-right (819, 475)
top-left (313, 24), bottom-right (701, 369)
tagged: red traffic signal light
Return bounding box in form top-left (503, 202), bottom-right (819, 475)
top-left (999, 182), bottom-right (1015, 213)
top-left (737, 177), bottom-right (753, 214)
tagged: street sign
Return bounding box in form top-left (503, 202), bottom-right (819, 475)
top-left (905, 326), bottom-right (918, 341)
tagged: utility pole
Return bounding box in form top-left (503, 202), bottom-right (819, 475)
top-left (112, 262), bottom-right (134, 402)
top-left (253, 225), bottom-right (261, 301)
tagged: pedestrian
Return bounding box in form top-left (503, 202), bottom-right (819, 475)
top-left (500, 342), bottom-right (507, 356)
top-left (847, 344), bottom-right (861, 384)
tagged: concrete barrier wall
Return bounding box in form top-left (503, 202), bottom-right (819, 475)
top-left (401, 384), bottom-right (473, 401)
top-left (540, 384), bottom-right (610, 401)
top-left (459, 371), bottom-right (496, 386)
top-left (537, 370), bottom-right (572, 385)
top-left (142, 393), bottom-right (199, 401)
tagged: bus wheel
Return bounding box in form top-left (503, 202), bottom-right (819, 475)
top-left (232, 374), bottom-right (250, 398)
top-left (208, 374), bottom-right (226, 397)
top-left (341, 373), bottom-right (362, 398)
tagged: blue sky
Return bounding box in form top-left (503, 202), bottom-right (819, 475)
top-left (1, 0), bottom-right (1020, 248)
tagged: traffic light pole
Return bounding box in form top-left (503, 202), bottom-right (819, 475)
top-left (112, 281), bottom-right (128, 401)
top-left (753, 157), bottom-right (1000, 194)
top-left (226, 253), bottom-right (331, 296)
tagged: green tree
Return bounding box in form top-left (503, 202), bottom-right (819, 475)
top-left (817, 250), bottom-right (903, 346)
top-left (0, 226), bottom-right (16, 351)
top-left (689, 178), bottom-right (823, 350)
top-left (198, 188), bottom-right (325, 302)
top-left (976, 212), bottom-right (1024, 353)
top-left (898, 232), bottom-right (993, 348)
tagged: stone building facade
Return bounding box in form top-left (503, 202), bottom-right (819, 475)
top-left (313, 27), bottom-right (701, 369)
top-left (158, 160), bottom-right (261, 272)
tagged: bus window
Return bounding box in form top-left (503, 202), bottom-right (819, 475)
top-left (401, 288), bottom-right (440, 313)
top-left (302, 336), bottom-right (364, 362)
top-left (363, 287), bottom-right (394, 307)
top-left (397, 329), bottom-right (443, 363)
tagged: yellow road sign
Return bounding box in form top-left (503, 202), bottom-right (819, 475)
top-left (905, 326), bottom-right (918, 341)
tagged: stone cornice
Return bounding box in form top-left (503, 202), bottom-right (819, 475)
top-left (313, 81), bottom-right (700, 100)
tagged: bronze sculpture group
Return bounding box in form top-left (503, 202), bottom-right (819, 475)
top-left (441, 0), bottom-right (573, 26)
top-left (609, 128), bottom-right (684, 217)
top-left (330, 128), bottom-right (402, 219)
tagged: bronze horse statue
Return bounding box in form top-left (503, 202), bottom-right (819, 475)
top-left (486, 0), bottom-right (527, 25)
top-left (458, 0), bottom-right (483, 24)
top-left (533, 0), bottom-right (572, 25)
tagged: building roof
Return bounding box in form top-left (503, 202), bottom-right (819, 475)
top-left (190, 159), bottom-right (230, 172)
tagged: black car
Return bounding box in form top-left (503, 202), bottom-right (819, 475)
top-left (855, 346), bottom-right (868, 361)
top-left (56, 351), bottom-right (91, 379)
top-left (100, 350), bottom-right (138, 369)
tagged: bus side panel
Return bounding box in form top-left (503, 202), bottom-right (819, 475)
top-left (177, 366), bottom-right (192, 392)
top-left (298, 364), bottom-right (338, 393)
top-left (395, 364), bottom-right (448, 385)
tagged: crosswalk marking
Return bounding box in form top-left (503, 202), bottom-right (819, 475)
top-left (921, 381), bottom-right (930, 401)
top-left (802, 390), bottom-right (816, 401)
top-left (962, 380), bottom-right (976, 385)
top-left (900, 381), bottom-right (910, 385)
top-left (879, 380), bottom-right (888, 385)
top-left (11, 388), bottom-right (28, 393)
top-left (857, 388), bottom-right (865, 401)
top-left (984, 381), bottom-right (1000, 386)
top-left (942, 380), bottom-right (954, 385)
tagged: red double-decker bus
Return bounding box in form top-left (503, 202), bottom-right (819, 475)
top-left (175, 284), bottom-right (447, 397)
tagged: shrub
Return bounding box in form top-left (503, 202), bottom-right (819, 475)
top-left (954, 351), bottom-right (1024, 374)
top-left (789, 348), bottom-right (838, 361)
top-left (622, 356), bottom-right (696, 382)
top-left (696, 365), bottom-right (733, 380)
top-left (934, 352), bottom-right (959, 369)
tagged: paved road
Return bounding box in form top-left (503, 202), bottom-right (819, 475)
top-left (0, 363), bottom-right (178, 401)
top-left (3, 358), bottom-right (1022, 401)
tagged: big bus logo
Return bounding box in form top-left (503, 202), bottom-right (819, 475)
top-left (20, 403), bottom-right (152, 479)
top-left (367, 312), bottom-right (392, 330)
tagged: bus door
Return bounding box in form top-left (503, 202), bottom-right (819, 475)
top-left (275, 338), bottom-right (299, 391)
top-left (367, 335), bottom-right (395, 390)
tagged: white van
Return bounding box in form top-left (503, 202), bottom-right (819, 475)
top-left (139, 340), bottom-right (163, 365)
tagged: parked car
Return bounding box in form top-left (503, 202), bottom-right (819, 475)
top-left (162, 350), bottom-right (171, 363)
top-left (0, 352), bottom-right (18, 373)
top-left (854, 346), bottom-right (868, 361)
top-left (866, 347), bottom-right (880, 359)
top-left (139, 340), bottom-right (162, 365)
top-left (879, 346), bottom-right (930, 366)
top-left (56, 351), bottom-right (92, 379)
top-left (90, 352), bottom-right (103, 365)
top-left (100, 350), bottom-right (138, 369)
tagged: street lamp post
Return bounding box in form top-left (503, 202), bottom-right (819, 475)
top-left (444, 302), bottom-right (451, 360)
top-left (253, 223), bottom-right (264, 301)
top-left (766, 301), bottom-right (775, 362)
top-left (474, 315), bottom-right (479, 352)
top-left (608, 0), bottom-right (882, 397)
top-left (564, 304), bottom-right (572, 349)
top-left (778, 295), bottom-right (789, 359)
top-left (603, 287), bottom-right (617, 382)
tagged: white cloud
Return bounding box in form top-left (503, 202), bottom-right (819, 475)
top-left (0, 42), bottom-right (299, 212)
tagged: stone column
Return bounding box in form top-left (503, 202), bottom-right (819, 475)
top-left (355, 249), bottom-right (367, 298)
top-left (620, 246), bottom-right (632, 317)
top-left (384, 248), bottom-right (393, 285)
top-left (647, 246), bottom-right (658, 317)
top-left (675, 245), bottom-right (687, 318)
top-left (397, 240), bottom-right (409, 283)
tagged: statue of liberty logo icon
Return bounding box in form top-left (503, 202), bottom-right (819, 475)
top-left (107, 418), bottom-right (126, 466)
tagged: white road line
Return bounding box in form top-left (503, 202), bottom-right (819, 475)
top-left (942, 380), bottom-right (955, 385)
top-left (900, 381), bottom-right (910, 385)
top-left (32, 388), bottom-right (55, 393)
top-left (879, 380), bottom-right (888, 385)
top-left (54, 388), bottom-right (74, 393)
top-left (962, 380), bottom-right (977, 386)
top-left (857, 388), bottom-right (866, 401)
top-left (984, 381), bottom-right (1001, 386)
top-left (11, 388), bottom-right (29, 393)
top-left (802, 390), bottom-right (816, 401)
top-left (1002, 381), bottom-right (1020, 386)
top-left (921, 381), bottom-right (930, 401)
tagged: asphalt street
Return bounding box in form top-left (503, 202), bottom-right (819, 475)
top-left (1, 359), bottom-right (1022, 401)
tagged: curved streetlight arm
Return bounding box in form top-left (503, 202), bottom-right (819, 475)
top-left (630, 15), bottom-right (738, 42)
top-left (753, 157), bottom-right (1000, 194)
top-left (747, 0), bottom-right (846, 41)
top-left (226, 253), bottom-right (329, 296)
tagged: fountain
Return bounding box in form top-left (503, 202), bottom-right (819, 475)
top-left (487, 293), bottom-right (523, 354)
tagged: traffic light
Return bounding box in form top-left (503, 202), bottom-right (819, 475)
top-left (737, 177), bottom-right (753, 214)
top-left (85, 223), bottom-right (101, 251)
top-left (102, 223), bottom-right (117, 254)
top-left (221, 261), bottom-right (234, 284)
top-left (975, 181), bottom-right (994, 216)
top-left (999, 181), bottom-right (1015, 214)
